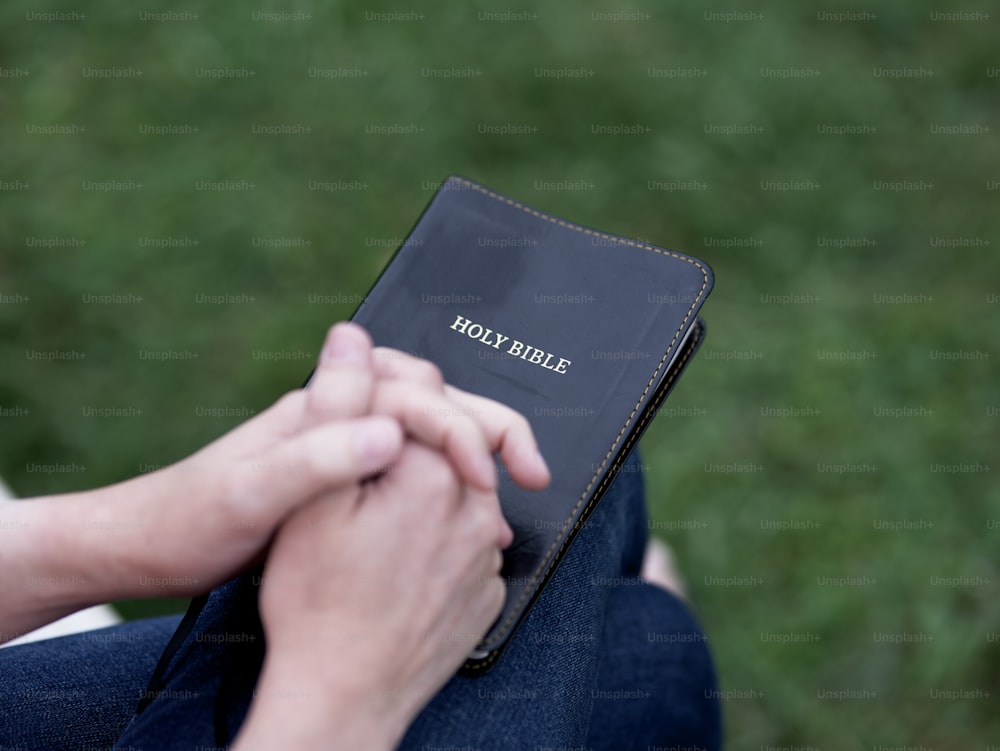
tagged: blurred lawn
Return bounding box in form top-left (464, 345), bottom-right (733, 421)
top-left (2, 0), bottom-right (998, 746)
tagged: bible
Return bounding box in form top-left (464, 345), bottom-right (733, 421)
top-left (131, 176), bottom-right (715, 718)
top-left (349, 176), bottom-right (714, 672)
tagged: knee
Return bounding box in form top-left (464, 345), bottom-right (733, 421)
top-left (596, 585), bottom-right (722, 750)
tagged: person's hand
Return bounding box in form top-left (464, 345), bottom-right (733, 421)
top-left (370, 345), bottom-right (550, 492)
top-left (237, 442), bottom-right (514, 751)
top-left (0, 321), bottom-right (549, 642)
top-left (109, 323), bottom-right (403, 594)
top-left (0, 324), bottom-right (403, 638)
top-left (236, 340), bottom-right (551, 751)
top-left (119, 327), bottom-right (548, 596)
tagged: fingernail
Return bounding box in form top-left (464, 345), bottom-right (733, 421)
top-left (354, 418), bottom-right (402, 472)
top-left (321, 324), bottom-right (367, 365)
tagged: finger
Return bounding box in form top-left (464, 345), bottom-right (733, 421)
top-left (468, 543), bottom-right (507, 627)
top-left (465, 544), bottom-right (506, 612)
top-left (372, 347), bottom-right (445, 390)
top-left (443, 386), bottom-right (550, 491)
top-left (370, 380), bottom-right (497, 491)
top-left (498, 515), bottom-right (514, 550)
top-left (301, 323), bottom-right (376, 429)
top-left (373, 348), bottom-right (549, 491)
top-left (227, 416), bottom-right (403, 522)
top-left (462, 485), bottom-right (514, 550)
top-left (369, 441), bottom-right (464, 516)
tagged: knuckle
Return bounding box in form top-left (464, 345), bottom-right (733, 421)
top-left (258, 389), bottom-right (309, 432)
top-left (375, 350), bottom-right (444, 388)
top-left (308, 369), bottom-right (371, 415)
top-left (372, 347), bottom-right (406, 377)
top-left (497, 408), bottom-right (533, 444)
top-left (467, 504), bottom-right (498, 545)
top-left (441, 420), bottom-right (471, 455)
top-left (272, 389), bottom-right (306, 414)
top-left (307, 383), bottom-right (340, 415)
top-left (262, 390), bottom-right (308, 433)
top-left (512, 412), bottom-right (533, 437)
top-left (415, 360), bottom-right (444, 387)
top-left (416, 451), bottom-right (462, 500)
top-left (299, 430), bottom-right (334, 480)
top-left (217, 462), bottom-right (267, 528)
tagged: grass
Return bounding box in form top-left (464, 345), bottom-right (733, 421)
top-left (1, 0), bottom-right (998, 746)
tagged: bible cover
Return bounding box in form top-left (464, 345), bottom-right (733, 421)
top-left (350, 176), bottom-right (713, 672)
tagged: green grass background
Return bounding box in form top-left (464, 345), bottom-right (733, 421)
top-left (1, 0), bottom-right (998, 747)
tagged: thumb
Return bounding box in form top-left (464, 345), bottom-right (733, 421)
top-left (299, 322), bottom-right (377, 430)
top-left (228, 416), bottom-right (403, 522)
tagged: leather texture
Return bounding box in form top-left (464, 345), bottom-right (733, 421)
top-left (350, 176), bottom-right (714, 672)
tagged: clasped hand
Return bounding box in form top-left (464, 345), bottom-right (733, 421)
top-left (0, 322), bottom-right (550, 750)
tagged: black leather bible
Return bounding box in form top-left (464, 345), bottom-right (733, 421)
top-left (350, 176), bottom-right (714, 672)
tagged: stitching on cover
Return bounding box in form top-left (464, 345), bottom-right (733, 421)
top-left (583, 322), bottom-right (704, 521)
top-left (450, 176), bottom-right (710, 652)
top-left (465, 322), bottom-right (704, 672)
top-left (455, 175), bottom-right (709, 648)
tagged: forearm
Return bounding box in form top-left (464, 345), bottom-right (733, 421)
top-left (0, 475), bottom-right (172, 642)
top-left (0, 492), bottom-right (100, 640)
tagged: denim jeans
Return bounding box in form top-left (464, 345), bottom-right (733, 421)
top-left (0, 450), bottom-right (721, 750)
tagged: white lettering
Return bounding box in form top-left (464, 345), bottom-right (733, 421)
top-left (447, 314), bottom-right (571, 375)
top-left (449, 314), bottom-right (472, 334)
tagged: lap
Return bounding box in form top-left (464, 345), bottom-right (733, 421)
top-left (0, 615), bottom-right (181, 751)
top-left (0, 450), bottom-right (721, 750)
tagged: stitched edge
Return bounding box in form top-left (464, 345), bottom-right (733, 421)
top-left (448, 176), bottom-right (711, 656)
top-left (465, 319), bottom-right (705, 672)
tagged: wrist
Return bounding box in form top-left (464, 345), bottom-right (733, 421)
top-left (235, 649), bottom-right (400, 751)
